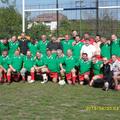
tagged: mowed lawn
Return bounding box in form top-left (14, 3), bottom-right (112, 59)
top-left (0, 81), bottom-right (120, 120)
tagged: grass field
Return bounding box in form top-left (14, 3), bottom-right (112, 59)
top-left (0, 81), bottom-right (120, 120)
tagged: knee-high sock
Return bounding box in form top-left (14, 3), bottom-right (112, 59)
top-left (7, 75), bottom-right (11, 82)
top-left (31, 72), bottom-right (35, 80)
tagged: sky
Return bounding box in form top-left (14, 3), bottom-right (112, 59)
top-left (1, 0), bottom-right (120, 20)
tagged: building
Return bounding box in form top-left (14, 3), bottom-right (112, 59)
top-left (32, 13), bottom-right (67, 30)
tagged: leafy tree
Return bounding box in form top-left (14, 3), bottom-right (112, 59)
top-left (0, 7), bottom-right (22, 38)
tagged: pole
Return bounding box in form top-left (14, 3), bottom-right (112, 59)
top-left (96, 0), bottom-right (99, 35)
top-left (22, 0), bottom-right (25, 32)
top-left (56, 0), bottom-right (59, 37)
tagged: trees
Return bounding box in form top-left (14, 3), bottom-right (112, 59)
top-left (0, 7), bottom-right (22, 38)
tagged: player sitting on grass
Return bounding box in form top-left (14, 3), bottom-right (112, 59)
top-left (56, 49), bottom-right (66, 85)
top-left (0, 49), bottom-right (9, 84)
top-left (7, 49), bottom-right (23, 84)
top-left (101, 57), bottom-right (113, 91)
top-left (34, 51), bottom-right (48, 84)
top-left (44, 49), bottom-right (58, 83)
top-left (89, 56), bottom-right (103, 86)
top-left (77, 53), bottom-right (92, 85)
top-left (61, 49), bottom-right (77, 85)
top-left (20, 50), bottom-right (35, 83)
top-left (111, 55), bottom-right (120, 90)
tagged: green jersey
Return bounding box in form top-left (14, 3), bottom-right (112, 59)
top-left (35, 54), bottom-right (45, 67)
top-left (28, 42), bottom-right (38, 56)
top-left (56, 55), bottom-right (66, 72)
top-left (0, 42), bottom-right (9, 55)
top-left (111, 39), bottom-right (120, 56)
top-left (64, 56), bottom-right (76, 73)
top-left (92, 61), bottom-right (103, 75)
top-left (9, 41), bottom-right (19, 56)
top-left (44, 55), bottom-right (58, 72)
top-left (38, 40), bottom-right (49, 55)
top-left (23, 56), bottom-right (35, 72)
top-left (61, 39), bottom-right (74, 55)
top-left (78, 59), bottom-right (91, 74)
top-left (0, 55), bottom-right (9, 70)
top-left (72, 42), bottom-right (84, 59)
top-left (100, 43), bottom-right (111, 59)
top-left (9, 55), bottom-right (23, 72)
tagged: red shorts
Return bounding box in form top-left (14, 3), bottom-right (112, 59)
top-left (49, 72), bottom-right (58, 79)
top-left (79, 72), bottom-right (90, 81)
top-left (66, 73), bottom-right (72, 80)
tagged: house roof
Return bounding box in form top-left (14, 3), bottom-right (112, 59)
top-left (33, 13), bottom-right (67, 22)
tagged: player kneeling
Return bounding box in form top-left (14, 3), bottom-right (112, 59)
top-left (56, 49), bottom-right (66, 85)
top-left (0, 50), bottom-right (9, 84)
top-left (89, 56), bottom-right (103, 86)
top-left (7, 49), bottom-right (23, 84)
top-left (77, 53), bottom-right (91, 85)
top-left (63, 49), bottom-right (77, 85)
top-left (20, 50), bottom-right (35, 83)
top-left (34, 51), bottom-right (48, 84)
top-left (44, 49), bottom-right (58, 83)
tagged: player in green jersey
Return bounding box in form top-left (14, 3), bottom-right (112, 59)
top-left (77, 53), bottom-right (92, 85)
top-left (28, 38), bottom-right (38, 56)
top-left (89, 56), bottom-right (103, 86)
top-left (20, 50), bottom-right (35, 83)
top-left (9, 36), bottom-right (19, 56)
top-left (7, 49), bottom-right (23, 83)
top-left (61, 49), bottom-right (77, 85)
top-left (38, 35), bottom-right (49, 55)
top-left (44, 49), bottom-right (58, 83)
top-left (100, 37), bottom-right (111, 59)
top-left (0, 49), bottom-right (9, 83)
top-left (56, 49), bottom-right (66, 85)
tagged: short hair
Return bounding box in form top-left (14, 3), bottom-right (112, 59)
top-left (82, 53), bottom-right (88, 56)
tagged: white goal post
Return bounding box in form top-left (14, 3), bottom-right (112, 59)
top-left (22, 0), bottom-right (120, 32)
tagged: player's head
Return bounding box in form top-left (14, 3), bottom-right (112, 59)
top-left (47, 49), bottom-right (51, 57)
top-left (72, 30), bottom-right (78, 37)
top-left (75, 35), bottom-right (80, 43)
top-left (3, 38), bottom-right (8, 44)
top-left (85, 38), bottom-right (90, 46)
top-left (2, 49), bottom-right (8, 56)
top-left (112, 55), bottom-right (117, 62)
top-left (36, 51), bottom-right (41, 58)
top-left (41, 35), bottom-right (46, 42)
top-left (65, 34), bottom-right (69, 41)
top-left (51, 36), bottom-right (57, 43)
top-left (111, 34), bottom-right (117, 41)
top-left (101, 37), bottom-right (107, 43)
top-left (103, 57), bottom-right (108, 64)
top-left (11, 36), bottom-right (17, 42)
top-left (21, 32), bottom-right (25, 38)
top-left (95, 35), bottom-right (101, 42)
top-left (84, 32), bottom-right (90, 39)
top-left (92, 56), bottom-right (97, 64)
top-left (15, 49), bottom-right (20, 56)
top-left (31, 37), bottom-right (36, 44)
top-left (82, 53), bottom-right (88, 60)
top-left (67, 49), bottom-right (72, 57)
top-left (57, 49), bottom-right (63, 57)
top-left (26, 50), bottom-right (31, 57)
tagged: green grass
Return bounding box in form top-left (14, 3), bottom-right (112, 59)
top-left (0, 81), bottom-right (120, 120)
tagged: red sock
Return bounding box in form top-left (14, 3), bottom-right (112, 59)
top-left (3, 73), bottom-right (7, 80)
top-left (31, 72), bottom-right (35, 80)
top-left (0, 77), bottom-right (2, 82)
top-left (72, 76), bottom-right (76, 84)
top-left (22, 76), bottom-right (25, 81)
top-left (7, 75), bottom-right (11, 82)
